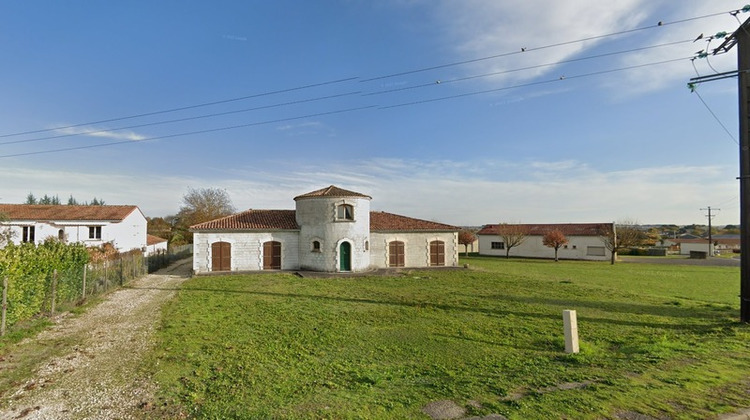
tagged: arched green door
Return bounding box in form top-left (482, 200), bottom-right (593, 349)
top-left (339, 242), bottom-right (351, 271)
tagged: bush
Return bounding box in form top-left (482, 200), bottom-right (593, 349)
top-left (0, 240), bottom-right (89, 328)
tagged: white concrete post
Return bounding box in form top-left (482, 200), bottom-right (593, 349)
top-left (563, 309), bottom-right (579, 354)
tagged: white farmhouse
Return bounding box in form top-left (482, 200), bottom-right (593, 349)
top-left (190, 185), bottom-right (459, 273)
top-left (0, 204), bottom-right (147, 252)
top-left (477, 223), bottom-right (614, 261)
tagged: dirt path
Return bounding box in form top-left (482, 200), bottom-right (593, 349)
top-left (0, 259), bottom-right (192, 420)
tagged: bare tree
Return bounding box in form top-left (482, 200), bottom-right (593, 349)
top-left (496, 223), bottom-right (528, 258)
top-left (458, 229), bottom-right (477, 256)
top-left (615, 219), bottom-right (646, 252)
top-left (542, 229), bottom-right (568, 262)
top-left (176, 187), bottom-right (236, 243)
top-left (598, 223), bottom-right (617, 265)
top-left (599, 219), bottom-right (645, 261)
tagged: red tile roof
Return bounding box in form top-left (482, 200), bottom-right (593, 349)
top-left (147, 234), bottom-right (167, 245)
top-left (191, 209), bottom-right (458, 232)
top-left (190, 210), bottom-right (299, 230)
top-left (370, 211), bottom-right (458, 232)
top-left (0, 204), bottom-right (140, 222)
top-left (294, 185), bottom-right (372, 200)
top-left (477, 223), bottom-right (611, 236)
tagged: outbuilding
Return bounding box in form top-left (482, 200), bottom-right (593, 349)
top-left (190, 185), bottom-right (459, 273)
top-left (477, 223), bottom-right (614, 261)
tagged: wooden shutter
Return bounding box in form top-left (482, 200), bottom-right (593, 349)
top-left (212, 242), bottom-right (231, 271)
top-left (430, 240), bottom-right (445, 266)
top-left (263, 241), bottom-right (281, 269)
top-left (389, 241), bottom-right (405, 267)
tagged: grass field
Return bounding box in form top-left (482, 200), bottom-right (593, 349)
top-left (147, 256), bottom-right (750, 419)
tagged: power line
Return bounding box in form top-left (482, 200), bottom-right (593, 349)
top-left (1, 8), bottom-right (743, 158)
top-left (379, 57), bottom-right (690, 110)
top-left (0, 56), bottom-right (710, 158)
top-left (364, 39), bottom-right (693, 96)
top-left (0, 90), bottom-right (362, 146)
top-left (0, 77), bottom-right (359, 139)
top-left (691, 89), bottom-right (739, 145)
top-left (2, 7), bottom-right (738, 142)
top-left (0, 106), bottom-right (377, 158)
top-left (4, 40), bottom-right (695, 148)
top-left (359, 9), bottom-right (740, 82)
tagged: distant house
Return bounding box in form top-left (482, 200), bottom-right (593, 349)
top-left (190, 185), bottom-right (460, 274)
top-left (663, 236), bottom-right (740, 255)
top-left (675, 239), bottom-right (714, 256)
top-left (0, 204), bottom-right (147, 253)
top-left (146, 234), bottom-right (169, 255)
top-left (476, 223), bottom-right (614, 261)
top-left (711, 235), bottom-right (741, 253)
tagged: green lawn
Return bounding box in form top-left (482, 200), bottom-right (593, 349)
top-left (147, 256), bottom-right (750, 419)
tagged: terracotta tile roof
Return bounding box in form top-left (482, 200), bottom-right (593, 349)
top-left (294, 185), bottom-right (372, 200)
top-left (0, 204), bottom-right (139, 222)
top-left (370, 211), bottom-right (459, 232)
top-left (147, 234), bottom-right (167, 245)
top-left (477, 223), bottom-right (611, 236)
top-left (190, 210), bottom-right (299, 231)
top-left (191, 209), bottom-right (458, 232)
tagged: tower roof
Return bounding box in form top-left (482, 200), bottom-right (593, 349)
top-left (293, 185), bottom-right (371, 201)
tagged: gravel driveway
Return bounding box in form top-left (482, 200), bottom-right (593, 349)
top-left (0, 259), bottom-right (192, 419)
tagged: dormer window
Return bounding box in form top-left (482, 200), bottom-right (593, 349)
top-left (337, 204), bottom-right (354, 221)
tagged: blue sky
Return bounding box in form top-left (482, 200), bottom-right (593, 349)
top-left (0, 1), bottom-right (745, 226)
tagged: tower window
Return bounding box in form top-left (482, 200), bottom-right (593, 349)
top-left (312, 240), bottom-right (321, 252)
top-left (337, 204), bottom-right (354, 220)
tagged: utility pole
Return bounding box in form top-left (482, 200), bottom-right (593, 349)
top-left (700, 206), bottom-right (719, 256)
top-left (692, 16), bottom-right (750, 321)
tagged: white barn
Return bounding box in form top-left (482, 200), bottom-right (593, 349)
top-left (190, 185), bottom-right (460, 273)
top-left (477, 223), bottom-right (614, 261)
top-left (0, 204), bottom-right (147, 252)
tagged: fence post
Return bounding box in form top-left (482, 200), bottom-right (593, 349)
top-left (1, 276), bottom-right (8, 337)
top-left (82, 265), bottom-right (87, 299)
top-left (50, 269), bottom-right (58, 316)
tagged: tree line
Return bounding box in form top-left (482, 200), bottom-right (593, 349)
top-left (25, 193), bottom-right (106, 206)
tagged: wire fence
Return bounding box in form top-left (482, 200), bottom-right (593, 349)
top-left (1, 245), bottom-right (193, 336)
top-left (147, 244), bottom-right (192, 273)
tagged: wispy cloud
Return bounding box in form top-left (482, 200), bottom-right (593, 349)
top-left (222, 34), bottom-right (247, 42)
top-left (431, 0), bottom-right (650, 81)
top-left (422, 0), bottom-right (741, 94)
top-left (54, 126), bottom-right (146, 141)
top-left (0, 158), bottom-right (737, 225)
top-left (276, 121), bottom-right (336, 137)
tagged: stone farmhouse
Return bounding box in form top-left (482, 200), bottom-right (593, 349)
top-left (0, 204), bottom-right (147, 252)
top-left (190, 185), bottom-right (460, 273)
top-left (477, 223), bottom-right (614, 261)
